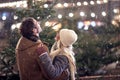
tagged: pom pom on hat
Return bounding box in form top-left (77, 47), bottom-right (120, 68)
top-left (59, 29), bottom-right (78, 47)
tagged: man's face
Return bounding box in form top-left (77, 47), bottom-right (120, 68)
top-left (33, 20), bottom-right (42, 37)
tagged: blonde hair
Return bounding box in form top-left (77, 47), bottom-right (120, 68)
top-left (50, 40), bottom-right (76, 80)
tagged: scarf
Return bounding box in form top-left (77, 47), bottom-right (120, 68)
top-left (23, 34), bottom-right (39, 42)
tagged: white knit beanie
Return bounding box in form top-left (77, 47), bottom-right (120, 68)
top-left (59, 29), bottom-right (78, 47)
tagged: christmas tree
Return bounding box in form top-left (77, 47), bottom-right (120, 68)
top-left (58, 17), bottom-right (120, 76)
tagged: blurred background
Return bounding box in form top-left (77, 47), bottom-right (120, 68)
top-left (0, 0), bottom-right (120, 80)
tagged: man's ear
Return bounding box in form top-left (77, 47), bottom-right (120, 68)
top-left (32, 28), bottom-right (38, 36)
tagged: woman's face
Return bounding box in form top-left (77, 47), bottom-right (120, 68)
top-left (55, 32), bottom-right (60, 41)
top-left (33, 20), bottom-right (42, 37)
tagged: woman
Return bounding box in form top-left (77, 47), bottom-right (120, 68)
top-left (37, 29), bottom-right (78, 80)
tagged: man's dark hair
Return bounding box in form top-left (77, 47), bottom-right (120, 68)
top-left (20, 17), bottom-right (36, 37)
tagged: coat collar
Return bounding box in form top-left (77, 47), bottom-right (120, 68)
top-left (16, 36), bottom-right (41, 51)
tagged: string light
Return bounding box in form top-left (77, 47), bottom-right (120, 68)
top-left (69, 12), bottom-right (74, 17)
top-left (68, 0), bottom-right (74, 18)
top-left (83, 1), bottom-right (88, 5)
top-left (23, 3), bottom-right (27, 8)
top-left (113, 9), bottom-right (119, 13)
top-left (63, 3), bottom-right (68, 7)
top-left (91, 12), bottom-right (95, 17)
top-left (90, 1), bottom-right (95, 5)
top-left (103, 0), bottom-right (108, 3)
top-left (2, 16), bottom-right (6, 20)
top-left (2, 13), bottom-right (7, 21)
top-left (96, 0), bottom-right (101, 4)
top-left (77, 20), bottom-right (104, 30)
top-left (58, 14), bottom-right (62, 19)
top-left (37, 16), bottom-right (40, 20)
top-left (0, 1), bottom-right (27, 8)
top-left (112, 20), bottom-right (119, 27)
top-left (77, 2), bottom-right (81, 6)
top-left (44, 4), bottom-right (48, 8)
top-left (45, 21), bottom-right (50, 26)
top-left (0, 0), bottom-right (118, 25)
top-left (11, 25), bottom-right (16, 30)
top-left (11, 23), bottom-right (21, 30)
top-left (91, 21), bottom-right (96, 27)
top-left (14, 15), bottom-right (18, 20)
top-left (16, 2), bottom-right (21, 7)
top-left (77, 21), bottom-right (84, 29)
top-left (84, 25), bottom-right (89, 30)
top-left (57, 3), bottom-right (62, 8)
top-left (102, 11), bottom-right (106, 16)
top-left (80, 12), bottom-right (85, 17)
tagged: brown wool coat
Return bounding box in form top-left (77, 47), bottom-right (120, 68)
top-left (15, 37), bottom-right (48, 80)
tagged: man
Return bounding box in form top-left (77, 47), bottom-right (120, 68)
top-left (16, 17), bottom-right (49, 80)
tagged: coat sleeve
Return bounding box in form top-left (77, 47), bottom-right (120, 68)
top-left (38, 52), bottom-right (69, 79)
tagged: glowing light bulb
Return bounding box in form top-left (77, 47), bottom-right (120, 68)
top-left (69, 13), bottom-right (74, 17)
top-left (58, 14), bottom-right (62, 19)
top-left (80, 12), bottom-right (85, 17)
